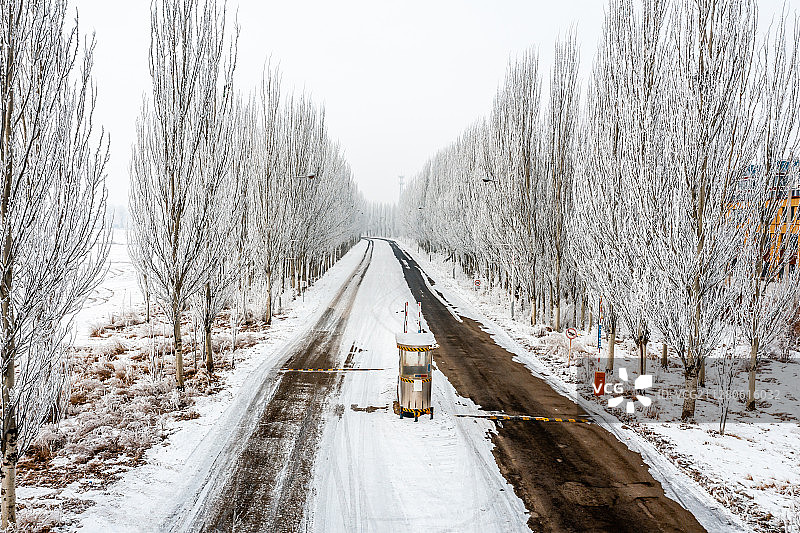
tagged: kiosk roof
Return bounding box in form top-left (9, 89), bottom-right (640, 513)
top-left (395, 332), bottom-right (436, 347)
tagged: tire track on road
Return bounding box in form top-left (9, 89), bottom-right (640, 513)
top-left (198, 239), bottom-right (374, 533)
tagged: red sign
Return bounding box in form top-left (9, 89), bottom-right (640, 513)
top-left (474, 279), bottom-right (481, 288)
top-left (565, 327), bottom-right (578, 340)
top-left (593, 371), bottom-right (606, 397)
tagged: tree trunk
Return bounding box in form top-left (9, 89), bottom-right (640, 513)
top-left (1, 418), bottom-right (17, 529)
top-left (681, 369), bottom-right (699, 421)
top-left (661, 343), bottom-right (668, 369)
top-left (173, 301), bottom-right (184, 390)
top-left (1, 265), bottom-right (16, 529)
top-left (638, 341), bottom-right (646, 376)
top-left (699, 358), bottom-right (705, 388)
top-left (606, 324), bottom-right (616, 373)
top-left (0, 239), bottom-right (16, 530)
top-left (143, 272), bottom-right (151, 322)
top-left (637, 320), bottom-right (648, 376)
top-left (265, 269), bottom-right (273, 325)
top-left (571, 276), bottom-right (577, 328)
top-left (746, 338), bottom-right (758, 410)
top-left (580, 295), bottom-right (585, 330)
top-left (1, 47), bottom-right (17, 528)
top-left (204, 283), bottom-right (213, 374)
top-left (193, 317), bottom-right (198, 371)
top-left (204, 321), bottom-right (213, 374)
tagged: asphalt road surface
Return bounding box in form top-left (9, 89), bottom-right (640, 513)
top-left (387, 240), bottom-right (705, 533)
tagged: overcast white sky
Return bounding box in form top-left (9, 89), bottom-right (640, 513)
top-left (71, 0), bottom-right (795, 208)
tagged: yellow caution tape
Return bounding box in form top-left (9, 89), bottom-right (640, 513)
top-left (396, 344), bottom-right (435, 352)
top-left (399, 376), bottom-right (432, 383)
top-left (454, 414), bottom-right (590, 424)
top-left (280, 368), bottom-right (385, 372)
top-left (400, 406), bottom-right (433, 416)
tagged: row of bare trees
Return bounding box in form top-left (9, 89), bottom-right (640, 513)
top-left (0, 0), bottom-right (110, 526)
top-left (129, 0), bottom-right (362, 390)
top-left (0, 0), bottom-right (363, 526)
top-left (400, 0), bottom-right (800, 420)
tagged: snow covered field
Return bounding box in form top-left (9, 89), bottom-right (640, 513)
top-left (70, 241), bottom-right (373, 531)
top-left (69, 229), bottom-right (145, 346)
top-left (401, 241), bottom-right (800, 533)
top-left (19, 233), bottom-right (799, 532)
top-left (18, 236), bottom-right (360, 530)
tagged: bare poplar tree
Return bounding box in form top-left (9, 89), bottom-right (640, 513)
top-left (0, 0), bottom-right (109, 525)
top-left (193, 73), bottom-right (239, 375)
top-left (647, 0), bottom-right (761, 419)
top-left (734, 11), bottom-right (800, 410)
top-left (250, 65), bottom-right (288, 324)
top-left (482, 50), bottom-right (543, 325)
top-left (543, 33), bottom-right (579, 331)
top-left (129, 0), bottom-right (233, 389)
top-left (573, 0), bottom-right (670, 376)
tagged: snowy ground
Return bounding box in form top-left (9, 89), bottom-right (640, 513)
top-left (306, 239), bottom-right (528, 532)
top-left (69, 229), bottom-right (144, 346)
top-left (18, 236), bottom-right (361, 530)
top-left (69, 241), bottom-right (373, 532)
top-left (22, 233), bottom-right (799, 532)
top-left (400, 242), bottom-right (800, 533)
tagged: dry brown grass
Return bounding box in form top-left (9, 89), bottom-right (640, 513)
top-left (88, 322), bottom-right (105, 338)
top-left (175, 410), bottom-right (200, 421)
top-left (91, 364), bottom-right (113, 381)
top-left (100, 339), bottom-right (126, 358)
top-left (69, 391), bottom-right (87, 406)
top-left (19, 307), bottom-right (271, 526)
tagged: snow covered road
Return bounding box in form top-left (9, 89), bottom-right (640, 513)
top-left (75, 237), bottom-right (728, 532)
top-left (191, 237), bottom-right (528, 532)
top-left (76, 238), bottom-right (529, 532)
top-left (197, 239), bottom-right (376, 531)
top-left (306, 239), bottom-right (528, 532)
top-left (387, 240), bottom-right (712, 532)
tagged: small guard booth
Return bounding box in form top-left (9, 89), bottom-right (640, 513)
top-left (395, 331), bottom-right (437, 421)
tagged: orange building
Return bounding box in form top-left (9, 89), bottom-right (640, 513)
top-left (764, 160), bottom-right (800, 277)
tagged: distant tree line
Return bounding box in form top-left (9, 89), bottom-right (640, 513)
top-left (361, 202), bottom-right (398, 238)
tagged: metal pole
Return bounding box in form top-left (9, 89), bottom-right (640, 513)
top-left (597, 298), bottom-right (603, 364)
top-left (568, 338), bottom-right (573, 365)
